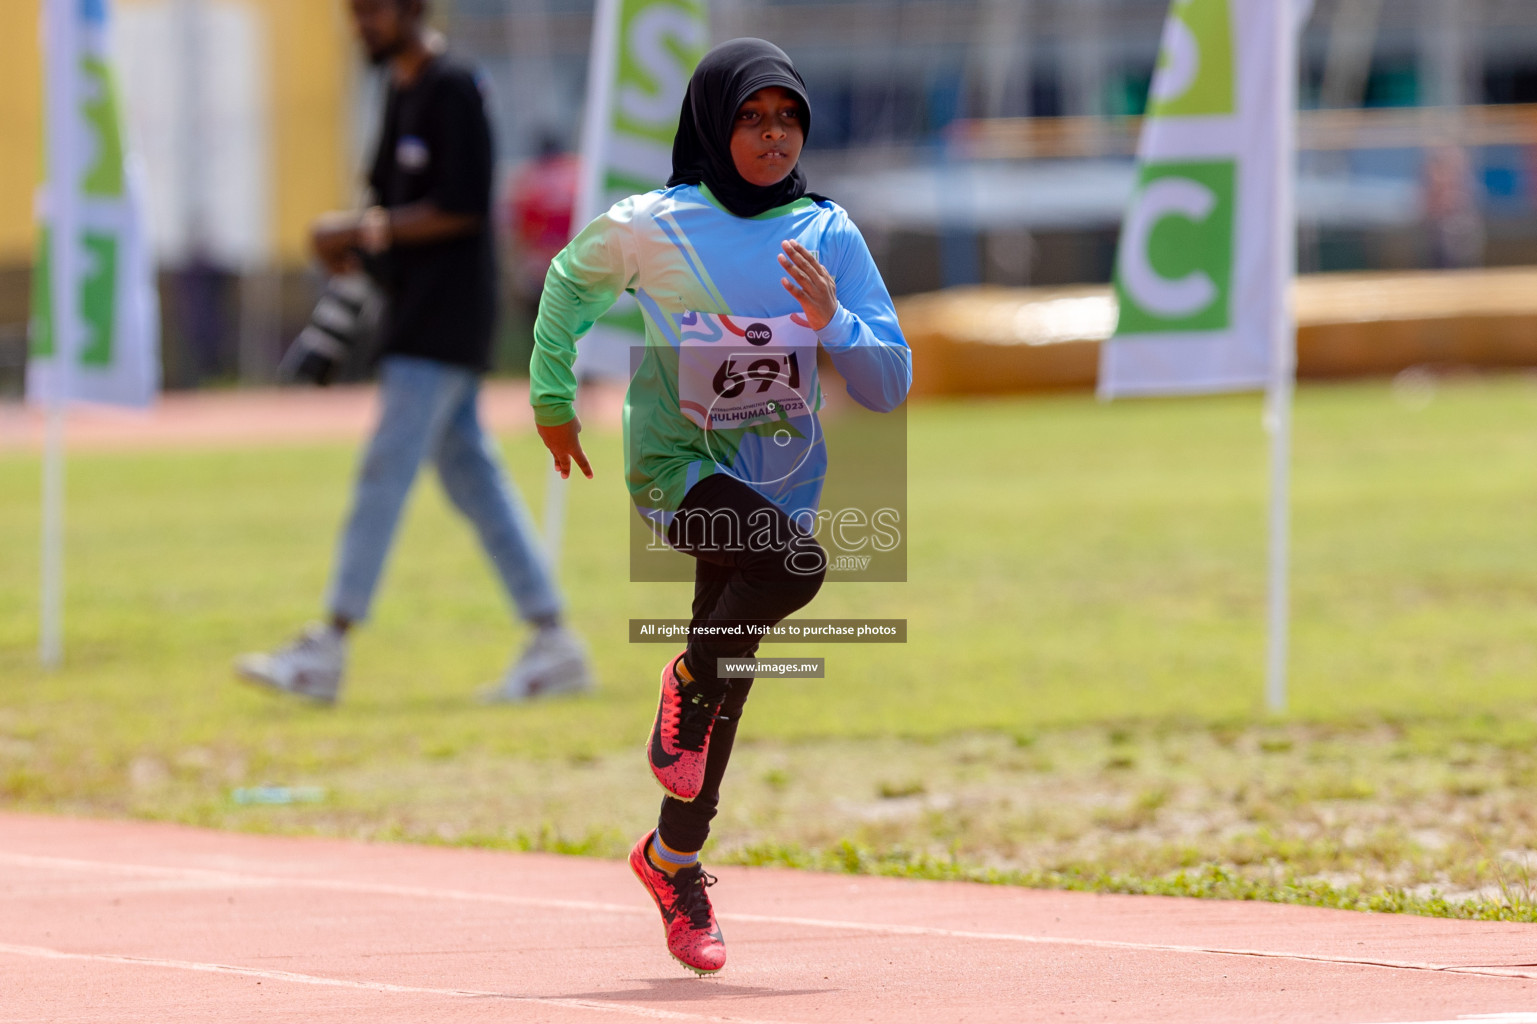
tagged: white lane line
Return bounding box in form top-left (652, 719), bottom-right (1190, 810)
top-left (0, 852), bottom-right (646, 916)
top-left (1355, 1016), bottom-right (1537, 1024)
top-left (4, 851), bottom-right (1537, 983)
top-left (0, 942), bottom-right (805, 1024)
top-left (716, 909), bottom-right (1537, 982)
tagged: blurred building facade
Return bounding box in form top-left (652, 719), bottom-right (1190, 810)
top-left (410, 0), bottom-right (1537, 297)
top-left (444, 0), bottom-right (1537, 153)
top-left (0, 0), bottom-right (353, 391)
top-left (3, 0), bottom-right (1537, 390)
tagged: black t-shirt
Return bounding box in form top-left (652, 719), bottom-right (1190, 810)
top-left (368, 57), bottom-right (497, 371)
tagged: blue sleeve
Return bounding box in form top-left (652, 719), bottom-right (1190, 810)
top-left (813, 210), bottom-right (912, 413)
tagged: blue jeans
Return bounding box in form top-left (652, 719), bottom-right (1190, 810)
top-left (326, 355), bottom-right (561, 625)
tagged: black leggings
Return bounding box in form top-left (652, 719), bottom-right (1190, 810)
top-left (656, 473), bottom-right (826, 852)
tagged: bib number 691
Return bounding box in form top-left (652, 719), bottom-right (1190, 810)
top-left (712, 352), bottom-right (803, 398)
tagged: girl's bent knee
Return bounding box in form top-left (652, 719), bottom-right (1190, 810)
top-left (776, 538), bottom-right (826, 610)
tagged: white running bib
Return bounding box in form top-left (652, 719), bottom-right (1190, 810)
top-left (677, 311), bottom-right (818, 431)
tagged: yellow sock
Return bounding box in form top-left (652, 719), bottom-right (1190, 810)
top-left (674, 656), bottom-right (694, 685)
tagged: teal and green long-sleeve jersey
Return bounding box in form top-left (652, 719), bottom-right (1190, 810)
top-left (530, 182), bottom-right (911, 527)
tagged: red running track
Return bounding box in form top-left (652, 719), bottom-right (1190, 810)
top-left (0, 381), bottom-right (628, 453)
top-left (2, 812), bottom-right (1536, 1023)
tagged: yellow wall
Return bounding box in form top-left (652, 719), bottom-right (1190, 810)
top-left (0, 3), bottom-right (43, 264)
top-left (263, 0), bottom-right (355, 265)
top-left (0, 0), bottom-right (354, 267)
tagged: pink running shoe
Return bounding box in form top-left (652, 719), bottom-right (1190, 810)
top-left (629, 831), bottom-right (726, 975)
top-left (646, 653), bottom-right (721, 801)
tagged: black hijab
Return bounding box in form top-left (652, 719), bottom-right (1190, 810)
top-left (668, 38), bottom-right (816, 218)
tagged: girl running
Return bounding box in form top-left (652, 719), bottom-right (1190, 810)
top-left (530, 38), bottom-right (911, 975)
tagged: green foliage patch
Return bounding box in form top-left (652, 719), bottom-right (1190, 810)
top-left (1, 376), bottom-right (1535, 919)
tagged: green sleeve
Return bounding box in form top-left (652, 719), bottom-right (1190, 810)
top-left (529, 201), bottom-right (637, 426)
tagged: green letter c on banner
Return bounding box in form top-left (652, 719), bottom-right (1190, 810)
top-left (1120, 177), bottom-right (1219, 318)
top-left (1114, 159), bottom-right (1235, 334)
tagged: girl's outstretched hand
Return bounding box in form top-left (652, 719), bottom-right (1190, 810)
top-left (537, 417), bottom-right (594, 480)
top-left (779, 240), bottom-right (837, 331)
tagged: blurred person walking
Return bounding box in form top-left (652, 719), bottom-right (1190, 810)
top-left (506, 134), bottom-right (579, 327)
top-left (1424, 146), bottom-right (1485, 270)
top-left (236, 0), bottom-right (589, 705)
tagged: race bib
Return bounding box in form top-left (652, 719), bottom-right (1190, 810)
top-left (677, 311), bottom-right (819, 431)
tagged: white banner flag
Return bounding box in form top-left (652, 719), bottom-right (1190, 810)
top-left (572, 0), bottom-right (708, 382)
top-left (1099, 0), bottom-right (1304, 399)
top-left (28, 0), bottom-right (160, 409)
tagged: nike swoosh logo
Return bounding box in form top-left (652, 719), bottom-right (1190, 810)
top-left (634, 856), bottom-right (682, 924)
top-left (649, 695), bottom-right (684, 770)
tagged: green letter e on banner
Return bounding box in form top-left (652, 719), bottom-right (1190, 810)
top-left (1148, 0), bottom-right (1235, 118)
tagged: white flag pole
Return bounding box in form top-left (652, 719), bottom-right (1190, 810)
top-left (40, 406), bottom-right (65, 668)
top-left (1264, 0), bottom-right (1302, 714)
top-left (574, 0), bottom-right (619, 234)
top-left (1263, 345), bottom-right (1293, 715)
top-left (543, 0), bottom-right (620, 561)
top-left (39, 0), bottom-right (81, 670)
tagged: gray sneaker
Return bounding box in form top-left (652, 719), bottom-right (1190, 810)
top-left (235, 624), bottom-right (346, 705)
top-left (480, 625), bottom-right (594, 703)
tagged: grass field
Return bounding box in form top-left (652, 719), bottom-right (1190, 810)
top-left (2, 375), bottom-right (1536, 918)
